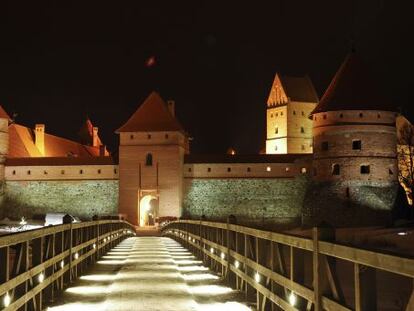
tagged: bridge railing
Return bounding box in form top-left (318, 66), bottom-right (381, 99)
top-left (162, 220), bottom-right (414, 311)
top-left (0, 219), bottom-right (135, 310)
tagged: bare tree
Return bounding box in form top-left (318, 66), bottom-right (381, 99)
top-left (397, 120), bottom-right (414, 217)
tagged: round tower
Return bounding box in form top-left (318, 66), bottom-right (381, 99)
top-left (305, 54), bottom-right (398, 227)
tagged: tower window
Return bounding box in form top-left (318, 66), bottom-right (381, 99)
top-left (346, 187), bottom-right (350, 198)
top-left (247, 167), bottom-right (251, 172)
top-left (227, 167), bottom-right (231, 172)
top-left (188, 167), bottom-right (192, 172)
top-left (98, 169), bottom-right (101, 174)
top-left (389, 168), bottom-right (393, 175)
top-left (275, 127), bottom-right (278, 134)
top-left (359, 113), bottom-right (363, 118)
top-left (293, 110), bottom-right (296, 115)
top-left (130, 134), bottom-right (134, 140)
top-left (377, 114), bottom-right (381, 119)
top-left (165, 134), bottom-right (169, 139)
top-left (314, 116), bottom-right (317, 121)
top-left (301, 111), bottom-right (305, 116)
top-left (12, 170), bottom-right (16, 175)
top-left (360, 165), bottom-right (370, 174)
top-left (301, 145), bottom-right (305, 150)
top-left (332, 164), bottom-right (340, 175)
top-left (147, 134), bottom-right (151, 139)
top-left (300, 127), bottom-right (305, 133)
top-left (145, 153), bottom-right (153, 166)
top-left (61, 170), bottom-right (65, 175)
top-left (352, 140), bottom-right (362, 150)
top-left (276, 113), bottom-right (278, 117)
top-left (285, 167), bottom-right (290, 172)
top-left (270, 113), bottom-right (273, 118)
top-left (44, 170), bottom-right (48, 175)
top-left (275, 145), bottom-right (278, 151)
top-left (321, 141), bottom-right (329, 151)
top-left (207, 167), bottom-right (211, 172)
top-left (266, 166), bottom-right (271, 172)
top-left (79, 169), bottom-right (83, 174)
top-left (281, 112), bottom-right (283, 116)
top-left (27, 170), bottom-right (31, 175)
top-left (114, 169), bottom-right (117, 174)
top-left (339, 113), bottom-right (343, 118)
top-left (323, 114), bottom-right (327, 120)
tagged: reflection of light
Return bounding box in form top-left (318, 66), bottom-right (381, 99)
top-left (93, 243), bottom-right (96, 249)
top-left (255, 272), bottom-right (260, 283)
top-left (74, 253), bottom-right (79, 260)
top-left (289, 292), bottom-right (297, 306)
top-left (38, 272), bottom-right (44, 283)
top-left (235, 261), bottom-right (240, 269)
top-left (80, 274), bottom-right (116, 282)
top-left (177, 265), bottom-right (209, 272)
top-left (3, 292), bottom-right (11, 307)
top-left (398, 232), bottom-right (408, 236)
top-left (210, 248), bottom-right (214, 254)
top-left (60, 260), bottom-right (64, 269)
top-left (104, 238), bottom-right (107, 242)
top-left (47, 302), bottom-right (107, 311)
top-left (182, 273), bottom-right (219, 281)
top-left (220, 252), bottom-right (225, 259)
top-left (189, 285), bottom-right (233, 295)
top-left (66, 286), bottom-right (108, 295)
top-left (197, 302), bottom-right (251, 311)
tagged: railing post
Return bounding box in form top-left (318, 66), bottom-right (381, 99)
top-left (312, 227), bottom-right (322, 311)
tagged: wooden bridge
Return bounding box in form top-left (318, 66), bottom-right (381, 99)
top-left (0, 219), bottom-right (413, 310)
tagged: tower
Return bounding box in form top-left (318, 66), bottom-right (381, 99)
top-left (265, 73), bottom-right (318, 154)
top-left (306, 53), bottom-right (398, 226)
top-left (116, 92), bottom-right (189, 226)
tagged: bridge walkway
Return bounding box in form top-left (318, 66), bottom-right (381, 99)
top-left (46, 237), bottom-right (251, 311)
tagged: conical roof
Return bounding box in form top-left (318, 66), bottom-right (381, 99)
top-left (116, 92), bottom-right (185, 133)
top-left (311, 53), bottom-right (394, 114)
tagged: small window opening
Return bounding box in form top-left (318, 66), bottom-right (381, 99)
top-left (301, 145), bottom-right (305, 150)
top-left (145, 153), bottom-right (153, 166)
top-left (346, 187), bottom-right (350, 198)
top-left (389, 168), bottom-right (393, 175)
top-left (275, 127), bottom-right (278, 134)
top-left (44, 171), bottom-right (48, 175)
top-left (147, 134), bottom-right (151, 139)
top-left (321, 141), bottom-right (329, 151)
top-left (266, 166), bottom-right (271, 172)
top-left (207, 167), bottom-right (211, 172)
top-left (377, 114), bottom-right (381, 119)
top-left (323, 114), bottom-right (327, 120)
top-left (130, 134), bottom-right (134, 139)
top-left (12, 170), bottom-right (16, 175)
top-left (281, 112), bottom-right (283, 116)
top-left (98, 169), bottom-right (101, 174)
top-left (301, 111), bottom-right (305, 116)
top-left (275, 145), bottom-right (278, 151)
top-left (188, 167), bottom-right (192, 172)
top-left (360, 165), bottom-right (370, 174)
top-left (227, 167), bottom-right (231, 172)
top-left (359, 113), bottom-right (363, 118)
top-left (165, 134), bottom-right (169, 139)
top-left (285, 167), bottom-right (290, 172)
top-left (61, 170), bottom-right (65, 175)
top-left (247, 167), bottom-right (251, 172)
top-left (27, 170), bottom-right (31, 175)
top-left (270, 113), bottom-right (273, 118)
top-left (352, 140), bottom-right (362, 150)
top-left (79, 170), bottom-right (83, 174)
top-left (276, 113), bottom-right (278, 117)
top-left (332, 164), bottom-right (340, 175)
top-left (300, 127), bottom-right (305, 133)
top-left (339, 113), bottom-right (343, 118)
top-left (293, 110), bottom-right (296, 115)
top-left (114, 169), bottom-right (118, 174)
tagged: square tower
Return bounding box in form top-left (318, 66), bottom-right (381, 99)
top-left (116, 92), bottom-right (189, 226)
top-left (266, 74), bottom-right (318, 154)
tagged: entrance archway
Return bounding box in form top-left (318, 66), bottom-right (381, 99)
top-left (139, 195), bottom-right (158, 227)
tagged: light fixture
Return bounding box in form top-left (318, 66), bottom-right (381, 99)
top-left (38, 272), bottom-right (44, 283)
top-left (398, 232), bottom-right (408, 236)
top-left (266, 166), bottom-right (271, 172)
top-left (221, 252), bottom-right (225, 259)
top-left (93, 243), bottom-right (96, 249)
top-left (104, 238), bottom-right (107, 242)
top-left (255, 272), bottom-right (260, 283)
top-left (74, 253), bottom-right (79, 260)
top-left (210, 248), bottom-right (214, 254)
top-left (60, 260), bottom-right (64, 269)
top-left (188, 236), bottom-right (191, 241)
top-left (289, 292), bottom-right (297, 306)
top-left (235, 261), bottom-right (240, 269)
top-left (20, 217), bottom-right (27, 226)
top-left (3, 292), bottom-right (11, 307)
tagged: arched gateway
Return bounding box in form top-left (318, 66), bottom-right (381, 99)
top-left (116, 92), bottom-right (189, 226)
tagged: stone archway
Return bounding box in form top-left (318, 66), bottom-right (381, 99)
top-left (139, 194), bottom-right (158, 227)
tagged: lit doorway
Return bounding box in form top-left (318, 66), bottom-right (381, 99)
top-left (139, 194), bottom-right (158, 227)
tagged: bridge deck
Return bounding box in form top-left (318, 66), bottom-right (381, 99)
top-left (47, 237), bottom-right (250, 311)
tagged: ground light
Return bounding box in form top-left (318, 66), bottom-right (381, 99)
top-left (93, 243), bottom-right (96, 249)
top-left (3, 292), bottom-right (11, 307)
top-left (220, 252), bottom-right (225, 259)
top-left (289, 292), bottom-right (297, 306)
top-left (235, 260), bottom-right (240, 268)
top-left (255, 272), bottom-right (260, 283)
top-left (74, 253), bottom-right (79, 260)
top-left (38, 272), bottom-right (45, 283)
top-left (210, 247), bottom-right (214, 254)
top-left (60, 260), bottom-right (64, 269)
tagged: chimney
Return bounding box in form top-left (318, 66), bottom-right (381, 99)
top-left (92, 127), bottom-right (99, 147)
top-left (167, 100), bottom-right (175, 117)
top-left (99, 145), bottom-right (106, 157)
top-left (35, 124), bottom-right (45, 156)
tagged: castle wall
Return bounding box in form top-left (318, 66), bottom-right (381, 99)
top-left (266, 105), bottom-right (288, 154)
top-left (286, 101), bottom-right (315, 153)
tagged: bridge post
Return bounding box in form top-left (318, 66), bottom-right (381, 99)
top-left (32, 236), bottom-right (44, 310)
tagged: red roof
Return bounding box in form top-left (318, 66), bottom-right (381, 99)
top-left (116, 92), bottom-right (185, 133)
top-left (312, 53), bottom-right (394, 114)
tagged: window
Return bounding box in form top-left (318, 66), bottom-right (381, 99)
top-left (346, 187), bottom-right (350, 198)
top-left (227, 167), bottom-right (231, 172)
top-left (293, 110), bottom-right (296, 115)
top-left (188, 167), bottom-right (192, 172)
top-left (147, 134), bottom-right (151, 139)
top-left (301, 145), bottom-right (305, 150)
top-left (323, 114), bottom-right (327, 120)
top-left (44, 171), bottom-right (48, 175)
top-left (359, 113), bottom-right (363, 118)
top-left (285, 167), bottom-right (290, 172)
top-left (276, 113), bottom-right (278, 117)
top-left (377, 114), bottom-right (381, 119)
top-left (61, 170), bottom-right (65, 175)
top-left (360, 165), bottom-right (370, 174)
top-left (130, 134), bottom-right (134, 140)
top-left (98, 169), bottom-right (101, 174)
top-left (314, 116), bottom-right (317, 121)
top-left (247, 167), bottom-right (251, 172)
top-left (79, 169), bottom-right (83, 174)
top-left (27, 170), bottom-right (31, 175)
top-left (352, 140), bottom-right (362, 150)
top-left (275, 127), bottom-right (278, 134)
top-left (275, 145), bottom-right (278, 151)
top-left (270, 113), bottom-right (273, 118)
top-left (332, 164), bottom-right (340, 175)
top-left (300, 127), bottom-right (305, 133)
top-left (339, 113), bottom-right (343, 118)
top-left (145, 153), bottom-right (153, 166)
top-left (12, 170), bottom-right (16, 175)
top-left (207, 167), bottom-right (211, 172)
top-left (114, 169), bottom-right (117, 174)
top-left (301, 167), bottom-right (307, 174)
top-left (165, 134), bottom-right (169, 139)
top-left (301, 111), bottom-right (305, 116)
top-left (389, 168), bottom-right (393, 175)
top-left (321, 141), bottom-right (329, 151)
top-left (281, 112), bottom-right (283, 116)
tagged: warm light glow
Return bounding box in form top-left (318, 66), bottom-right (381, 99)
top-left (220, 252), bottom-right (225, 259)
top-left (3, 292), bottom-right (11, 307)
top-left (210, 248), bottom-right (214, 254)
top-left (80, 274), bottom-right (116, 282)
top-left (38, 272), bottom-right (44, 283)
top-left (255, 272), bottom-right (260, 283)
top-left (74, 253), bottom-right (79, 260)
top-left (188, 236), bottom-right (191, 241)
top-left (301, 167), bottom-right (307, 174)
top-left (398, 232), bottom-right (408, 236)
top-left (60, 260), bottom-right (64, 269)
top-left (182, 273), bottom-right (219, 281)
top-left (20, 217), bottom-right (27, 225)
top-left (65, 286), bottom-right (108, 295)
top-left (235, 261), bottom-right (240, 269)
top-left (177, 265), bottom-right (209, 272)
top-left (46, 302), bottom-right (107, 311)
top-left (197, 302), bottom-right (251, 311)
top-left (266, 166), bottom-right (271, 172)
top-left (289, 292), bottom-right (297, 306)
top-left (93, 243), bottom-right (96, 249)
top-left (189, 285), bottom-right (233, 295)
top-left (104, 238), bottom-right (107, 242)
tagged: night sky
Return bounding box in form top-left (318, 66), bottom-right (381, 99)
top-left (0, 1), bottom-right (412, 154)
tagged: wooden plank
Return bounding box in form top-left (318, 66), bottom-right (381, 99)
top-left (405, 279), bottom-right (414, 311)
top-left (354, 263), bottom-right (361, 311)
top-left (0, 247), bottom-right (9, 283)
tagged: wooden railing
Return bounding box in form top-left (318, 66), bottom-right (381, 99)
top-left (162, 220), bottom-right (414, 311)
top-left (0, 220), bottom-right (135, 310)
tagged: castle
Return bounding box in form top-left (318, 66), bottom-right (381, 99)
top-left (0, 53), bottom-right (400, 227)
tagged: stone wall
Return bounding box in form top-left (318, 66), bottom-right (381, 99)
top-left (182, 176), bottom-right (310, 228)
top-left (1, 180), bottom-right (118, 220)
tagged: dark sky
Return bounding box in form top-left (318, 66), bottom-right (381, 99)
top-left (0, 1), bottom-right (412, 154)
